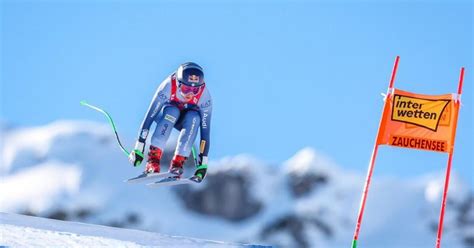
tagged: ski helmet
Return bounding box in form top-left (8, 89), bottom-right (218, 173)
top-left (176, 62), bottom-right (205, 87)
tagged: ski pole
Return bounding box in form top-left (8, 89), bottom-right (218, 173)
top-left (80, 101), bottom-right (131, 157)
top-left (191, 146), bottom-right (198, 166)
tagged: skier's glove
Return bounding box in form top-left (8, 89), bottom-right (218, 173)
top-left (191, 164), bottom-right (208, 183)
top-left (197, 154), bottom-right (208, 166)
top-left (191, 154), bottom-right (208, 182)
top-left (128, 141), bottom-right (145, 167)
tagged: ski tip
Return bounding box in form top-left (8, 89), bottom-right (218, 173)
top-left (124, 178), bottom-right (139, 183)
top-left (147, 177), bottom-right (202, 187)
top-left (80, 100), bottom-right (88, 106)
top-left (124, 174), bottom-right (146, 183)
top-left (124, 172), bottom-right (176, 184)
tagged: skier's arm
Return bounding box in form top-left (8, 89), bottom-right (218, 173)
top-left (199, 107), bottom-right (212, 160)
top-left (129, 78), bottom-right (171, 166)
top-left (195, 90), bottom-right (212, 179)
top-left (137, 79), bottom-right (170, 143)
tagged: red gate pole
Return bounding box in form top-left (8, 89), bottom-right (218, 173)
top-left (351, 56), bottom-right (400, 248)
top-left (435, 67), bottom-right (464, 248)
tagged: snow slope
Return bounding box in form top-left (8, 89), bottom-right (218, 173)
top-left (0, 212), bottom-right (266, 247)
top-left (1, 120), bottom-right (472, 248)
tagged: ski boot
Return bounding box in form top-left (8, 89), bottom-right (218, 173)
top-left (145, 146), bottom-right (162, 174)
top-left (169, 154), bottom-right (186, 177)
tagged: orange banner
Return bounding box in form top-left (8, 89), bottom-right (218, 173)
top-left (377, 88), bottom-right (459, 153)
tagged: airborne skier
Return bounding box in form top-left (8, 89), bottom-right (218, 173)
top-left (127, 62), bottom-right (212, 183)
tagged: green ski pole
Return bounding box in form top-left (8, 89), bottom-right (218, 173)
top-left (80, 101), bottom-right (143, 159)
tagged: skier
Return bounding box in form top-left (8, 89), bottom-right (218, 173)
top-left (127, 62), bottom-right (212, 182)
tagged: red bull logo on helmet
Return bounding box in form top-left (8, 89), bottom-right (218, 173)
top-left (188, 75), bottom-right (200, 83)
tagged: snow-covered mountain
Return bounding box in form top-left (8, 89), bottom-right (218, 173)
top-left (1, 120), bottom-right (472, 248)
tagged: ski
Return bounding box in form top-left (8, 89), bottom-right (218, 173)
top-left (146, 176), bottom-right (201, 187)
top-left (125, 172), bottom-right (174, 184)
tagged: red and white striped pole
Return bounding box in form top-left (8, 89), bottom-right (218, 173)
top-left (351, 56), bottom-right (400, 248)
top-left (435, 67), bottom-right (464, 248)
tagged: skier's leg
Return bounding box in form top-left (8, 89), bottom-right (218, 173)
top-left (145, 105), bottom-right (180, 173)
top-left (169, 110), bottom-right (201, 175)
top-left (150, 105), bottom-right (181, 149)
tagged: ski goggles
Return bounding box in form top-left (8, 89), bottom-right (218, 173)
top-left (179, 83), bottom-right (202, 95)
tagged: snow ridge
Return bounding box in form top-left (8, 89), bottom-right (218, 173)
top-left (0, 212), bottom-right (268, 247)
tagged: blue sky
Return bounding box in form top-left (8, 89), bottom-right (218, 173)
top-left (1, 0), bottom-right (472, 187)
